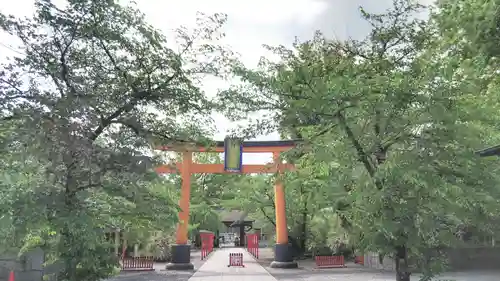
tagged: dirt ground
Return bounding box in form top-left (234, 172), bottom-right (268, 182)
top-left (105, 250), bottom-right (209, 281)
top-left (254, 247), bottom-right (500, 281)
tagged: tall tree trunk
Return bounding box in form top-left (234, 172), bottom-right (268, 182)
top-left (298, 210), bottom-right (307, 254)
top-left (395, 245), bottom-right (411, 281)
top-left (297, 186), bottom-right (308, 255)
top-left (59, 192), bottom-right (79, 281)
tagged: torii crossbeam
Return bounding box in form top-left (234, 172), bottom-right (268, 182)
top-left (156, 140), bottom-right (300, 270)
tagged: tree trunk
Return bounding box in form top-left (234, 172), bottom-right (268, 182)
top-left (60, 228), bottom-right (78, 281)
top-left (297, 199), bottom-right (308, 255)
top-left (299, 215), bottom-right (307, 253)
top-left (59, 193), bottom-right (79, 281)
top-left (395, 245), bottom-right (411, 281)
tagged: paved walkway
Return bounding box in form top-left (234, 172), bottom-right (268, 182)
top-left (105, 247), bottom-right (500, 281)
top-left (188, 247), bottom-right (277, 281)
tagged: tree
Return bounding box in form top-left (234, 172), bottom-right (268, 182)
top-left (217, 0), bottom-right (500, 280)
top-left (217, 165), bottom-right (342, 256)
top-left (0, 117), bottom-right (182, 280)
top-left (0, 0), bottom-right (231, 280)
top-left (183, 153), bottom-right (234, 238)
top-left (434, 0), bottom-right (500, 61)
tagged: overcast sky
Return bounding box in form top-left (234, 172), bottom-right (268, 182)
top-left (0, 0), bottom-right (432, 164)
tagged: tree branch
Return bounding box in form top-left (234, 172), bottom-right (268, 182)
top-left (53, 13), bottom-right (84, 97)
top-left (337, 111), bottom-right (382, 189)
top-left (259, 207), bottom-right (276, 227)
top-left (89, 38), bottom-right (181, 142)
top-left (264, 191), bottom-right (276, 210)
top-left (13, 24), bottom-right (66, 98)
top-left (88, 90), bottom-right (149, 141)
top-left (109, 119), bottom-right (196, 146)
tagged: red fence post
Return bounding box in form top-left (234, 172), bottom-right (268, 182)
top-left (200, 233), bottom-right (206, 260)
top-left (254, 234), bottom-right (258, 258)
top-left (254, 234), bottom-right (257, 257)
top-left (210, 233), bottom-right (214, 253)
top-left (251, 235), bottom-right (254, 256)
top-left (250, 234), bottom-right (253, 256)
top-left (255, 235), bottom-right (259, 258)
top-left (249, 234), bottom-right (252, 255)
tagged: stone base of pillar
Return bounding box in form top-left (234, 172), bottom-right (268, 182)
top-left (270, 243), bottom-right (298, 269)
top-left (165, 244), bottom-right (194, 270)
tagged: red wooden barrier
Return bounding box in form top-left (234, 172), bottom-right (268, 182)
top-left (121, 256), bottom-right (154, 271)
top-left (201, 232), bottom-right (215, 260)
top-left (227, 252), bottom-right (245, 267)
top-left (245, 233), bottom-right (259, 259)
top-left (314, 256), bottom-right (346, 268)
top-left (354, 255), bottom-right (364, 265)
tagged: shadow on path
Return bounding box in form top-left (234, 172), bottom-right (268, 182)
top-left (104, 250), bottom-right (208, 281)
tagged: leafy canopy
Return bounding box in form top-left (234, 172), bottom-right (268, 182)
top-left (216, 0), bottom-right (500, 279)
top-left (0, 0), bottom-right (232, 280)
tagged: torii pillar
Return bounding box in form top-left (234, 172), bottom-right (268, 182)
top-left (156, 140), bottom-right (299, 270)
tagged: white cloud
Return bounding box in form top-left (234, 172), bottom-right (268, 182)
top-left (136, 0), bottom-right (326, 68)
top-left (136, 0), bottom-right (327, 163)
top-left (0, 0), bottom-right (327, 164)
top-left (137, 0), bottom-right (326, 27)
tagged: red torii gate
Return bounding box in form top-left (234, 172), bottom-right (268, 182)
top-left (156, 140), bottom-right (299, 269)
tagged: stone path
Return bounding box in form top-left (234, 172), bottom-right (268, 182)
top-left (188, 247), bottom-right (277, 281)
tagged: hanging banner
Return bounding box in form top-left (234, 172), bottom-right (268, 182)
top-left (224, 137), bottom-right (243, 173)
